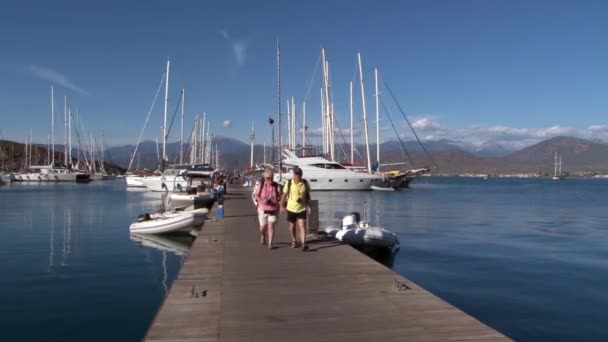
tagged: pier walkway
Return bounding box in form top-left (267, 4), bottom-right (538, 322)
top-left (145, 187), bottom-right (509, 341)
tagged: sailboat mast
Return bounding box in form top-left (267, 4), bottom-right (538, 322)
top-left (180, 88), bottom-right (184, 165)
top-left (201, 113), bottom-right (206, 164)
top-left (276, 41), bottom-right (282, 181)
top-left (321, 48), bottom-right (331, 160)
top-left (250, 121), bottom-right (255, 168)
top-left (375, 67), bottom-right (380, 167)
top-left (51, 86), bottom-right (55, 166)
top-left (350, 81), bottom-right (354, 163)
top-left (320, 87), bottom-right (325, 156)
top-left (357, 52), bottom-right (372, 173)
top-left (302, 101), bottom-right (306, 147)
top-left (68, 107), bottom-right (72, 167)
top-left (64, 96), bottom-right (68, 167)
top-left (287, 100), bottom-right (291, 149)
top-left (554, 152), bottom-right (558, 176)
top-left (162, 59), bottom-right (170, 171)
top-left (292, 97), bottom-right (296, 148)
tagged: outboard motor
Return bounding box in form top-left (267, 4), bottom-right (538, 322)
top-left (341, 212), bottom-right (361, 229)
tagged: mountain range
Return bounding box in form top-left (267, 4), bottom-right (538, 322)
top-left (98, 136), bottom-right (608, 174)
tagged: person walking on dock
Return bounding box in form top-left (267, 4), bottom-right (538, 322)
top-left (252, 167), bottom-right (281, 249)
top-left (280, 166), bottom-right (311, 251)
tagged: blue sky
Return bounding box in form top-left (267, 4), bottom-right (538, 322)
top-left (0, 0), bottom-right (606, 150)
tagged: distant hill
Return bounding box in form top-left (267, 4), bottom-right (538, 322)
top-left (0, 140), bottom-right (125, 174)
top-left (99, 135), bottom-right (608, 174)
top-left (502, 136), bottom-right (608, 172)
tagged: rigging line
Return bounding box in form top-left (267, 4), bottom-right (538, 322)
top-left (165, 89), bottom-right (183, 141)
top-left (384, 81), bottom-right (438, 170)
top-left (331, 117), bottom-right (350, 162)
top-left (127, 72), bottom-right (166, 173)
top-left (381, 99), bottom-right (413, 166)
top-left (302, 52), bottom-right (322, 103)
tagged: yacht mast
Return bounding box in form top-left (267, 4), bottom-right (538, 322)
top-left (162, 59), bottom-right (170, 172)
top-left (357, 53), bottom-right (372, 173)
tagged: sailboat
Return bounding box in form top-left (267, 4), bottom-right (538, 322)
top-left (139, 60), bottom-right (189, 192)
top-left (552, 152), bottom-right (565, 180)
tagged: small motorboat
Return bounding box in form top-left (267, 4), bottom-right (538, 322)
top-left (324, 212), bottom-right (399, 253)
top-left (370, 185), bottom-right (396, 191)
top-left (169, 192), bottom-right (216, 210)
top-left (129, 207), bottom-right (208, 235)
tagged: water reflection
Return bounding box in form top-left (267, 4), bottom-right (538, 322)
top-left (129, 234), bottom-right (193, 256)
top-left (130, 234), bottom-right (193, 295)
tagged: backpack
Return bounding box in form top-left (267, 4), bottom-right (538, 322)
top-left (259, 178), bottom-right (281, 202)
top-left (285, 179), bottom-right (311, 205)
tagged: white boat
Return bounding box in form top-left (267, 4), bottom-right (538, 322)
top-left (370, 185), bottom-right (395, 191)
top-left (324, 212), bottom-right (399, 252)
top-left (129, 207), bottom-right (208, 235)
top-left (169, 192), bottom-right (215, 210)
top-left (277, 149), bottom-right (384, 191)
top-left (125, 174), bottom-right (146, 187)
top-left (140, 169), bottom-right (189, 192)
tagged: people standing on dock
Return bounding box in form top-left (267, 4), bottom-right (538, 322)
top-left (280, 166), bottom-right (311, 251)
top-left (252, 167), bottom-right (281, 249)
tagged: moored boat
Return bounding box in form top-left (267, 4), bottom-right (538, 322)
top-left (129, 207), bottom-right (208, 235)
top-left (324, 212), bottom-right (399, 253)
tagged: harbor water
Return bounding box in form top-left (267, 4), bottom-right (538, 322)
top-left (1, 177), bottom-right (608, 340)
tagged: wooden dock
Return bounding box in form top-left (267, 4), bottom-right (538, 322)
top-left (145, 187), bottom-right (510, 341)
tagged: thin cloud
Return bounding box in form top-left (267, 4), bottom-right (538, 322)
top-left (27, 64), bottom-right (89, 95)
top-left (218, 29), bottom-right (248, 67)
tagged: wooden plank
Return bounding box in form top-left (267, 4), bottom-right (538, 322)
top-left (145, 186), bottom-right (510, 341)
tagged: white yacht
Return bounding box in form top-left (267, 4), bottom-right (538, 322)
top-left (125, 173), bottom-right (146, 187)
top-left (140, 168), bottom-right (189, 192)
top-left (277, 149), bottom-right (384, 191)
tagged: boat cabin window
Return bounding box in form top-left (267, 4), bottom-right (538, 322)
top-left (311, 163), bottom-right (346, 170)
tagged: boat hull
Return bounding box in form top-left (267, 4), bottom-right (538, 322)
top-left (169, 193), bottom-right (216, 210)
top-left (129, 208), bottom-right (207, 235)
top-left (279, 174), bottom-right (384, 191)
top-left (140, 176), bottom-right (188, 192)
top-left (125, 175), bottom-right (146, 187)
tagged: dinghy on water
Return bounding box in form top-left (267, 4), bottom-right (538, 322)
top-left (370, 185), bottom-right (396, 191)
top-left (129, 207), bottom-right (208, 236)
top-left (324, 212), bottom-right (399, 253)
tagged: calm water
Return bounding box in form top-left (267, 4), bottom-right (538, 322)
top-left (318, 177), bottom-right (608, 341)
top-left (2, 177), bottom-right (608, 341)
top-left (0, 181), bottom-right (190, 341)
